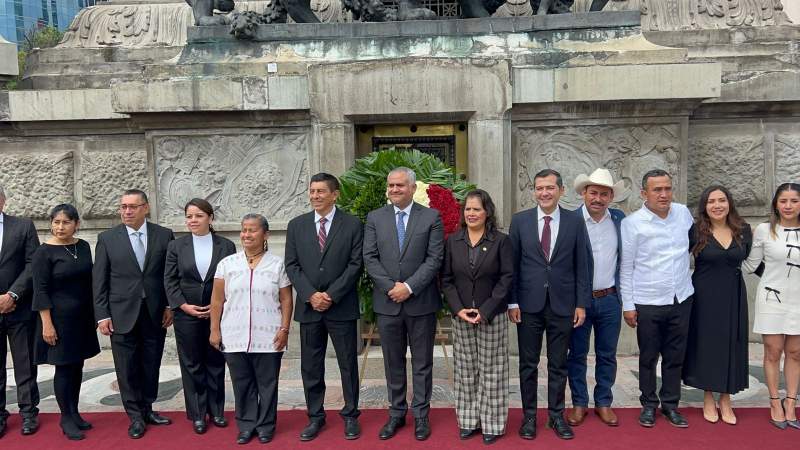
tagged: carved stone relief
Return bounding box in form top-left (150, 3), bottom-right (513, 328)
top-left (604, 0), bottom-right (792, 31)
top-left (80, 150), bottom-right (150, 219)
top-left (0, 152), bottom-right (74, 219)
top-left (687, 135), bottom-right (766, 208)
top-left (153, 132), bottom-right (309, 226)
top-left (514, 124), bottom-right (681, 212)
top-left (775, 134), bottom-right (800, 187)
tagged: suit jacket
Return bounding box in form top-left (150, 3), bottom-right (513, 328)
top-left (577, 205), bottom-right (625, 292)
top-left (509, 205), bottom-right (591, 317)
top-left (363, 202), bottom-right (444, 317)
top-left (164, 233), bottom-right (236, 314)
top-left (441, 228), bottom-right (513, 322)
top-left (93, 222), bottom-right (175, 334)
top-left (285, 209), bottom-right (363, 323)
top-left (0, 214), bottom-right (40, 322)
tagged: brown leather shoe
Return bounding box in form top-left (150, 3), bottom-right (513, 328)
top-left (567, 407), bottom-right (588, 426)
top-left (595, 407), bottom-right (619, 426)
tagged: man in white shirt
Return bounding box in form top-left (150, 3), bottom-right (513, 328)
top-left (620, 169), bottom-right (694, 429)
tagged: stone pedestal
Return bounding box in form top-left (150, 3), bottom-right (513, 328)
top-left (0, 35), bottom-right (17, 83)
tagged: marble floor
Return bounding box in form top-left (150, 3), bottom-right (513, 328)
top-left (1, 343), bottom-right (787, 415)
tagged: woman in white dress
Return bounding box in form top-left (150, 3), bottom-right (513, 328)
top-left (209, 213), bottom-right (293, 444)
top-left (743, 182), bottom-right (800, 430)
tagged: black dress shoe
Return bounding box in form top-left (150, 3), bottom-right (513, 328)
top-left (236, 430), bottom-right (254, 444)
top-left (300, 419), bottom-right (325, 441)
top-left (483, 434), bottom-right (500, 445)
top-left (460, 428), bottom-right (479, 440)
top-left (378, 416), bottom-right (406, 440)
top-left (211, 416), bottom-right (228, 428)
top-left (21, 416), bottom-right (39, 435)
top-left (518, 416), bottom-right (537, 440)
top-left (61, 420), bottom-right (85, 441)
top-left (73, 414), bottom-right (93, 431)
top-left (0, 420), bottom-right (7, 438)
top-left (257, 430), bottom-right (273, 443)
top-left (193, 420), bottom-right (207, 434)
top-left (414, 417), bottom-right (431, 441)
top-left (128, 421), bottom-right (146, 439)
top-left (639, 406), bottom-right (656, 427)
top-left (344, 418), bottom-right (361, 440)
top-left (661, 408), bottom-right (689, 428)
top-left (144, 411), bottom-right (172, 425)
top-left (546, 415), bottom-right (574, 440)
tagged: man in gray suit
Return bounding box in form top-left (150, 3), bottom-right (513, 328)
top-left (363, 167), bottom-right (444, 441)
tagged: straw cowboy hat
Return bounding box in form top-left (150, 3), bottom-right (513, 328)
top-left (573, 168), bottom-right (627, 198)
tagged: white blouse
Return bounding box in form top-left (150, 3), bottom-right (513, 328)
top-left (192, 233), bottom-right (214, 280)
top-left (214, 252), bottom-right (291, 353)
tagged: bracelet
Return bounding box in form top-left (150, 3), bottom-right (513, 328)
top-left (278, 327), bottom-right (290, 334)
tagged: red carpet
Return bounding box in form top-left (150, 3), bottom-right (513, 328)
top-left (0, 408), bottom-right (795, 449)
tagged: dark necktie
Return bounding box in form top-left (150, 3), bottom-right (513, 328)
top-left (541, 216), bottom-right (552, 260)
top-left (318, 217), bottom-right (327, 252)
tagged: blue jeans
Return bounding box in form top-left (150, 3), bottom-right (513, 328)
top-left (567, 293), bottom-right (622, 407)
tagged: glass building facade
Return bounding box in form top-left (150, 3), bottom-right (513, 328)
top-left (0, 0), bottom-right (95, 44)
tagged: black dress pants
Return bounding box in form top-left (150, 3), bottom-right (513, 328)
top-left (110, 303), bottom-right (167, 421)
top-left (376, 311), bottom-right (436, 419)
top-left (0, 317), bottom-right (39, 420)
top-left (53, 362), bottom-right (84, 425)
top-left (300, 318), bottom-right (360, 420)
top-left (517, 300), bottom-right (573, 418)
top-left (174, 313), bottom-right (226, 421)
top-left (635, 297), bottom-right (693, 410)
top-left (225, 352), bottom-right (283, 435)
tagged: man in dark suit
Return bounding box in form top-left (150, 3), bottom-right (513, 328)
top-left (566, 168), bottom-right (626, 428)
top-left (93, 189), bottom-right (175, 439)
top-left (285, 172), bottom-right (364, 442)
top-left (508, 168), bottom-right (590, 441)
top-left (363, 167), bottom-right (444, 441)
top-left (0, 186), bottom-right (41, 438)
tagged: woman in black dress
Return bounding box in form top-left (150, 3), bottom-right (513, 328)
top-left (32, 204), bottom-right (100, 440)
top-left (683, 186), bottom-right (751, 425)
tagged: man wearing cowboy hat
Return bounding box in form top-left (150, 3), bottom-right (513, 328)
top-left (566, 168), bottom-right (626, 428)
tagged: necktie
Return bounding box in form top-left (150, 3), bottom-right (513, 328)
top-left (397, 211), bottom-right (407, 249)
top-left (133, 231), bottom-right (146, 270)
top-left (541, 216), bottom-right (552, 260)
top-left (318, 217), bottom-right (328, 252)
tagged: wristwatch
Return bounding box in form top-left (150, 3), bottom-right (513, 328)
top-left (8, 292), bottom-right (19, 302)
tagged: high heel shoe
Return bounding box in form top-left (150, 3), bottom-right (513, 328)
top-left (783, 397), bottom-right (800, 430)
top-left (769, 396), bottom-right (788, 430)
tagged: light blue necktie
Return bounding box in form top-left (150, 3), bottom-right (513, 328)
top-left (396, 211), bottom-right (406, 250)
top-left (132, 231), bottom-right (146, 270)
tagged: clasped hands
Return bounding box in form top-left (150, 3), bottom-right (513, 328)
top-left (457, 308), bottom-right (482, 324)
top-left (0, 293), bottom-right (16, 314)
top-left (310, 292), bottom-right (332, 312)
top-left (388, 282), bottom-right (411, 303)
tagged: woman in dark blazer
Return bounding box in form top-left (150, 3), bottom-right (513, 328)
top-left (164, 198), bottom-right (236, 434)
top-left (441, 189), bottom-right (514, 445)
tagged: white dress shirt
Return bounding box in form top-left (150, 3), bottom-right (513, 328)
top-left (583, 207), bottom-right (618, 291)
top-left (125, 221), bottom-right (148, 252)
top-left (0, 213), bottom-right (4, 257)
top-left (315, 206), bottom-right (336, 236)
top-left (619, 203), bottom-right (694, 312)
top-left (214, 252), bottom-right (291, 353)
top-left (192, 232), bottom-right (214, 279)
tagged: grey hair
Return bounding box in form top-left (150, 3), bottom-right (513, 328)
top-left (388, 167), bottom-right (416, 185)
top-left (241, 213), bottom-right (269, 233)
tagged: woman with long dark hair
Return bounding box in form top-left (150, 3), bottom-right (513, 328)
top-left (744, 182), bottom-right (800, 430)
top-left (441, 189), bottom-right (513, 444)
top-left (32, 204), bottom-right (100, 440)
top-left (682, 186), bottom-right (751, 425)
top-left (164, 198), bottom-right (236, 434)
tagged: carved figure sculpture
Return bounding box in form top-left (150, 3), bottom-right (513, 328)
top-left (187, 0), bottom-right (236, 25)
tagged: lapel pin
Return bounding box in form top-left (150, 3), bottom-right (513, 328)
top-left (482, 247), bottom-right (487, 251)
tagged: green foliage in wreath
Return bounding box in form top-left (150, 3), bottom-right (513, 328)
top-left (337, 149), bottom-right (475, 323)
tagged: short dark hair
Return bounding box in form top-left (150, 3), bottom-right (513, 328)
top-left (641, 169), bottom-right (671, 190)
top-left (242, 213), bottom-right (269, 232)
top-left (309, 172), bottom-right (340, 192)
top-left (49, 203), bottom-right (80, 222)
top-left (185, 198), bottom-right (216, 233)
top-left (533, 169), bottom-right (563, 188)
top-left (123, 189), bottom-right (149, 204)
top-left (459, 189), bottom-right (498, 232)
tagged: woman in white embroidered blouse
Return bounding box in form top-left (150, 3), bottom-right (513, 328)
top-left (209, 213), bottom-right (293, 444)
top-left (743, 183), bottom-right (800, 430)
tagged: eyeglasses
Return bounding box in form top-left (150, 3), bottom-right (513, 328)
top-left (119, 203), bottom-right (146, 211)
